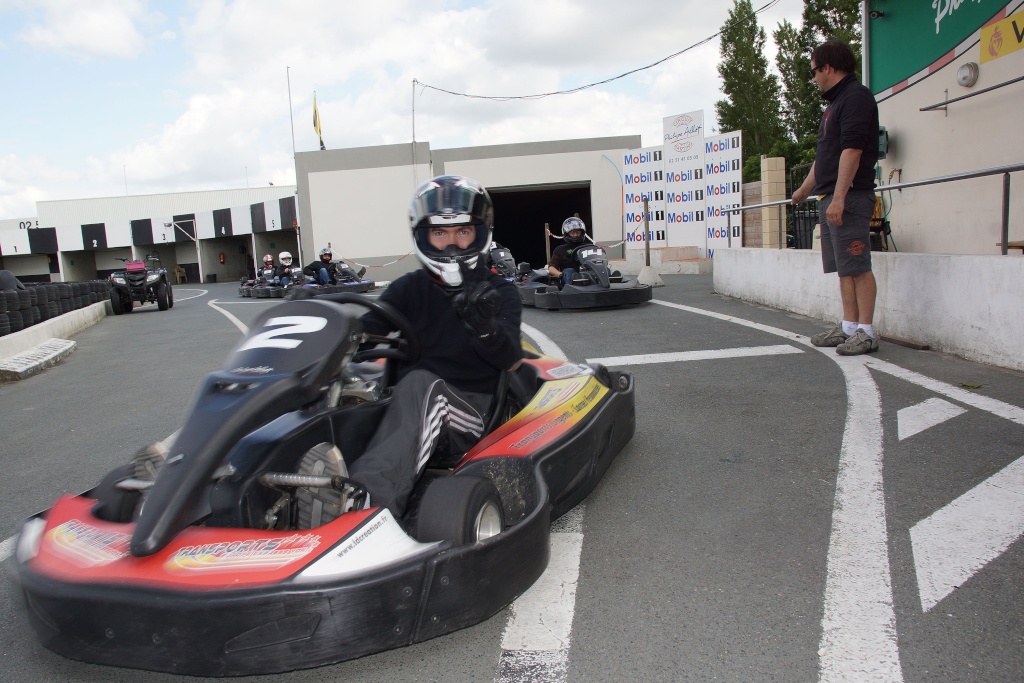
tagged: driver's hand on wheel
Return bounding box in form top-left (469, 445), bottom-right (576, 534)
top-left (453, 262), bottom-right (501, 339)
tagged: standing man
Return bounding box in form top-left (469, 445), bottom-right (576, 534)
top-left (792, 40), bottom-right (880, 356)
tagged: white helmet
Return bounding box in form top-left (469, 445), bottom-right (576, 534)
top-left (408, 175), bottom-right (493, 288)
top-left (279, 251), bottom-right (292, 266)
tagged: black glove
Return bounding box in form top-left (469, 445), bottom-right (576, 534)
top-left (452, 262), bottom-right (502, 338)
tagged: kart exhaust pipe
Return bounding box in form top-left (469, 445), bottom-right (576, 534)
top-left (259, 472), bottom-right (345, 489)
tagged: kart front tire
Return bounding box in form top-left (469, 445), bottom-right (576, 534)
top-left (156, 282), bottom-right (170, 310)
top-left (416, 475), bottom-right (504, 545)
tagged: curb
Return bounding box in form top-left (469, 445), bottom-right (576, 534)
top-left (0, 301), bottom-right (110, 381)
top-left (0, 339), bottom-right (77, 381)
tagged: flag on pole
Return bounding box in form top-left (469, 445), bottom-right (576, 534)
top-left (313, 93), bottom-right (326, 150)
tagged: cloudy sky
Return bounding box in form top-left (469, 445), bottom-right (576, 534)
top-left (0, 0), bottom-right (805, 220)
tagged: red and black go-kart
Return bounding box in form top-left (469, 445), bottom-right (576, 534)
top-left (14, 292), bottom-right (635, 676)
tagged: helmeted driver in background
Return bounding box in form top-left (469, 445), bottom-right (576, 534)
top-left (547, 217), bottom-right (587, 287)
top-left (275, 251), bottom-right (295, 287)
top-left (348, 175), bottom-right (524, 517)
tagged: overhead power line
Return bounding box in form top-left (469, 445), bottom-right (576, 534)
top-left (414, 0), bottom-right (781, 101)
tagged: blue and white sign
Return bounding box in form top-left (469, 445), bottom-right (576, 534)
top-left (622, 147), bottom-right (666, 250)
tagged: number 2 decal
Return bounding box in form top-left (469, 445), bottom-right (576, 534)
top-left (237, 316), bottom-right (327, 351)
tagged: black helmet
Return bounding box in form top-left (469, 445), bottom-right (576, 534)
top-left (562, 217), bottom-right (587, 246)
top-left (319, 248), bottom-right (332, 262)
top-left (409, 175), bottom-right (493, 287)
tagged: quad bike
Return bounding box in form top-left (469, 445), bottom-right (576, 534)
top-left (109, 254), bottom-right (174, 314)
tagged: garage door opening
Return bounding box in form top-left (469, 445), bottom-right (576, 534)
top-left (488, 184), bottom-right (592, 270)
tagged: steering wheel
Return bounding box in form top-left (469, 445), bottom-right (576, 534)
top-left (306, 291), bottom-right (421, 365)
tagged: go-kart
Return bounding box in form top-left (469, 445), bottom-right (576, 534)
top-left (109, 254), bottom-right (174, 314)
top-left (287, 261), bottom-right (375, 299)
top-left (519, 243), bottom-right (653, 310)
top-left (487, 244), bottom-right (518, 281)
top-left (14, 292), bottom-right (635, 676)
top-left (249, 265), bottom-right (288, 299)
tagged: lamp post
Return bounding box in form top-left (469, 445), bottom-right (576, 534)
top-left (163, 219), bottom-right (202, 284)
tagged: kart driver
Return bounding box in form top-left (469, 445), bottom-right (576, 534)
top-left (303, 248), bottom-right (363, 286)
top-left (261, 254), bottom-right (280, 285)
top-left (348, 175), bottom-right (524, 517)
top-left (547, 217), bottom-right (588, 287)
top-left (275, 251), bottom-right (296, 287)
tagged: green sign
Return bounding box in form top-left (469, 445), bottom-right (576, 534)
top-left (869, 0), bottom-right (1006, 93)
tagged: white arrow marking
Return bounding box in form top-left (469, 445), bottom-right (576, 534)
top-left (911, 454), bottom-right (1024, 612)
top-left (897, 398), bottom-right (967, 441)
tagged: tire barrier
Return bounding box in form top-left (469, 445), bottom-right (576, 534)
top-left (0, 280), bottom-right (112, 338)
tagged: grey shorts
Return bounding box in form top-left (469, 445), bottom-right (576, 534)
top-left (819, 191), bottom-right (875, 276)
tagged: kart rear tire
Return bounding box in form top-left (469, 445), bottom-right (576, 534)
top-left (296, 443), bottom-right (347, 529)
top-left (416, 475), bottom-right (504, 545)
top-left (157, 282), bottom-right (170, 310)
top-left (109, 289), bottom-right (124, 315)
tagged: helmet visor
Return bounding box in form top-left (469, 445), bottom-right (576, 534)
top-left (410, 177), bottom-right (493, 230)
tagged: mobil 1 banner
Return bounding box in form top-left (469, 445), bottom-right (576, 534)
top-left (663, 111), bottom-right (706, 253)
top-left (703, 131), bottom-right (743, 256)
top-left (622, 147), bottom-right (665, 250)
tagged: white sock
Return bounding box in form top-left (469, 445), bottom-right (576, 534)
top-left (841, 321), bottom-right (858, 336)
top-left (858, 324), bottom-right (875, 338)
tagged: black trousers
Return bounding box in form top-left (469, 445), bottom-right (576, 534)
top-left (348, 369), bottom-right (492, 516)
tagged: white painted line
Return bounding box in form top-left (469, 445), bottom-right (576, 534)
top-left (169, 288), bottom-right (208, 302)
top-left (652, 299), bottom-right (814, 347)
top-left (207, 299), bottom-right (249, 334)
top-left (587, 344), bottom-right (802, 367)
top-left (867, 359), bottom-right (1024, 427)
top-left (651, 299), bottom-right (903, 682)
top-left (521, 323), bottom-right (568, 360)
top-left (911, 455), bottom-right (1024, 613)
top-left (496, 505), bottom-right (584, 683)
top-left (0, 535), bottom-right (15, 563)
top-left (818, 355), bottom-right (903, 682)
top-left (897, 398), bottom-right (967, 441)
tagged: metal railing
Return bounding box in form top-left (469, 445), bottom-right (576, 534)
top-left (725, 162), bottom-right (1024, 255)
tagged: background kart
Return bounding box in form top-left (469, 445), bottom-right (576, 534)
top-left (286, 261), bottom-right (375, 298)
top-left (518, 243), bottom-right (653, 310)
top-left (14, 292), bottom-right (635, 677)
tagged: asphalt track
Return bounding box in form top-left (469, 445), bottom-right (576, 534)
top-left (1, 275), bottom-right (1023, 682)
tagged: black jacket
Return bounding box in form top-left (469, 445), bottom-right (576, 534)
top-left (813, 74), bottom-right (879, 195)
top-left (360, 267), bottom-right (523, 394)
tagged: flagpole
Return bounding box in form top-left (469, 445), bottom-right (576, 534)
top-left (286, 66), bottom-right (297, 159)
top-left (412, 79), bottom-right (418, 187)
top-left (286, 66), bottom-right (302, 265)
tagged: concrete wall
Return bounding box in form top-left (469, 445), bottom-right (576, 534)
top-left (713, 247), bottom-right (1024, 372)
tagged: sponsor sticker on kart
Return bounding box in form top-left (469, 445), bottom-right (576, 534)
top-left (165, 534), bottom-right (322, 573)
top-left (546, 362), bottom-right (593, 379)
top-left (47, 519), bottom-right (131, 568)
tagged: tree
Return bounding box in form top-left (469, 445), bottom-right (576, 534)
top-left (801, 0), bottom-right (862, 74)
top-left (771, 1), bottom-right (863, 162)
top-left (773, 19), bottom-right (821, 142)
top-left (714, 0), bottom-right (785, 182)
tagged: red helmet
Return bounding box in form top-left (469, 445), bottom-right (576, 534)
top-left (262, 254), bottom-right (274, 267)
